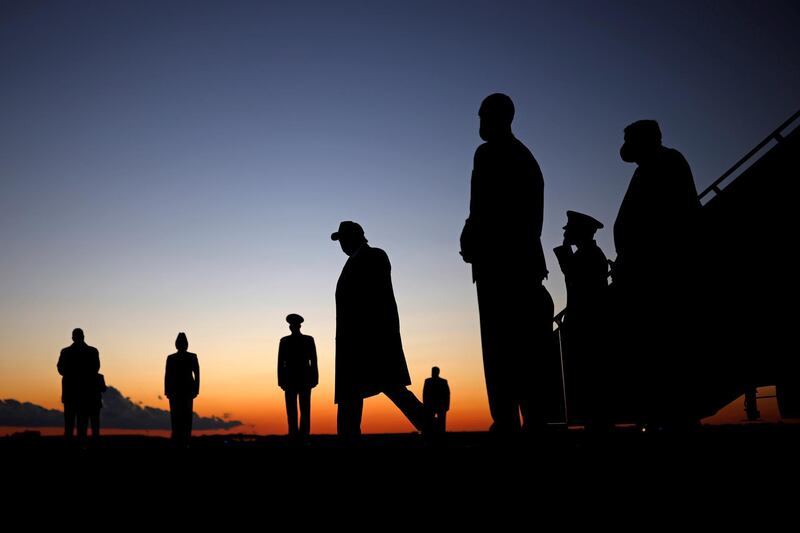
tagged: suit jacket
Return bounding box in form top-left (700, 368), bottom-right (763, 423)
top-left (335, 244), bottom-right (411, 403)
top-left (461, 135), bottom-right (547, 282)
top-left (423, 376), bottom-right (450, 412)
top-left (278, 333), bottom-right (319, 390)
top-left (165, 351), bottom-right (200, 400)
top-left (57, 342), bottom-right (100, 406)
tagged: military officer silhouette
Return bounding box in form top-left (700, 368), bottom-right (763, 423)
top-left (553, 210), bottom-right (610, 428)
top-left (277, 313), bottom-right (319, 439)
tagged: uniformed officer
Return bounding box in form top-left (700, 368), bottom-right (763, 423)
top-left (554, 210), bottom-right (609, 428)
top-left (278, 313), bottom-right (319, 438)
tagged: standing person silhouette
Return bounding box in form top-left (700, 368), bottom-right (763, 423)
top-left (460, 93), bottom-right (555, 433)
top-left (553, 211), bottom-right (610, 428)
top-left (613, 120), bottom-right (700, 425)
top-left (278, 313), bottom-right (319, 440)
top-left (165, 332), bottom-right (200, 448)
top-left (423, 367), bottom-right (450, 433)
top-left (331, 221), bottom-right (432, 440)
top-left (57, 328), bottom-right (101, 442)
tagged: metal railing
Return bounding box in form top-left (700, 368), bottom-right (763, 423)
top-left (698, 109), bottom-right (800, 203)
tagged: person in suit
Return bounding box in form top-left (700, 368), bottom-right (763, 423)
top-left (613, 120), bottom-right (701, 424)
top-left (423, 366), bottom-right (450, 433)
top-left (57, 328), bottom-right (102, 441)
top-left (553, 211), bottom-right (610, 428)
top-left (331, 221), bottom-right (432, 439)
top-left (165, 332), bottom-right (200, 447)
top-left (460, 93), bottom-right (556, 433)
top-left (278, 313), bottom-right (319, 439)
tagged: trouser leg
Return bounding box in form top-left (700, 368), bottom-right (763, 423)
top-left (285, 390), bottom-right (299, 436)
top-left (64, 404), bottom-right (76, 438)
top-left (476, 279), bottom-right (520, 432)
top-left (337, 397), bottom-right (363, 438)
top-left (90, 409), bottom-right (100, 438)
top-left (76, 410), bottom-right (89, 440)
top-left (384, 386), bottom-right (431, 433)
top-left (298, 389), bottom-right (311, 436)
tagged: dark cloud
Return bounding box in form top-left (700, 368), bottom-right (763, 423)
top-left (1, 386), bottom-right (242, 430)
top-left (0, 399), bottom-right (62, 427)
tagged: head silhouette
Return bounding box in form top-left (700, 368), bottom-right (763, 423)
top-left (72, 328), bottom-right (85, 343)
top-left (331, 221), bottom-right (367, 256)
top-left (432, 366), bottom-right (440, 378)
top-left (620, 120), bottom-right (662, 164)
top-left (562, 210), bottom-right (603, 246)
top-left (286, 313), bottom-right (303, 334)
top-left (479, 93), bottom-right (514, 142)
top-left (175, 332), bottom-right (188, 352)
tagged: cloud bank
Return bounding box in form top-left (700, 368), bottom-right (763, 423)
top-left (1, 386), bottom-right (242, 430)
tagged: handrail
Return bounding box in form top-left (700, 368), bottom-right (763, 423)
top-left (698, 109), bottom-right (800, 203)
top-left (554, 108), bottom-right (800, 327)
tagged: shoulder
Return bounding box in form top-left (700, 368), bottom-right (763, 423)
top-left (279, 335), bottom-right (291, 343)
top-left (513, 138), bottom-right (541, 169)
top-left (88, 345), bottom-right (99, 356)
top-left (366, 246), bottom-right (391, 266)
top-left (474, 142), bottom-right (491, 160)
top-left (662, 147), bottom-right (690, 168)
top-left (581, 243), bottom-right (607, 260)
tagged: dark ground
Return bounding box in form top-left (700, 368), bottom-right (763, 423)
top-left (2, 424), bottom-right (798, 521)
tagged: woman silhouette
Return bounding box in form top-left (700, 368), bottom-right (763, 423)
top-left (164, 332), bottom-right (200, 447)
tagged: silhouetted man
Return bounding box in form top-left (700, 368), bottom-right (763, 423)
top-left (165, 332), bottom-right (200, 448)
top-left (331, 221), bottom-right (431, 439)
top-left (460, 93), bottom-right (555, 433)
top-left (423, 367), bottom-right (450, 433)
top-left (57, 328), bottom-right (101, 440)
top-left (613, 120), bottom-right (700, 423)
top-left (553, 211), bottom-right (609, 428)
top-left (278, 313), bottom-right (319, 439)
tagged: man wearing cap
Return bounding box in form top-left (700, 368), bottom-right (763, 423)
top-left (554, 211), bottom-right (609, 428)
top-left (331, 221), bottom-right (431, 438)
top-left (277, 313), bottom-right (319, 439)
top-left (459, 93), bottom-right (555, 433)
top-left (614, 120), bottom-right (700, 424)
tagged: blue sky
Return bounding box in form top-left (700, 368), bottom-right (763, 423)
top-left (1, 0), bottom-right (798, 432)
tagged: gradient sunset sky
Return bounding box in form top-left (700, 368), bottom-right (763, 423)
top-left (1, 0), bottom-right (798, 434)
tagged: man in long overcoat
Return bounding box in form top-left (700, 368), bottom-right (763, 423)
top-left (332, 221), bottom-right (431, 438)
top-left (613, 119), bottom-right (701, 423)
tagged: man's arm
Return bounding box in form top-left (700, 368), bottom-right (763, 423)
top-left (553, 244), bottom-right (575, 278)
top-left (91, 348), bottom-right (100, 374)
top-left (309, 338), bottom-right (319, 388)
top-left (461, 147), bottom-right (486, 263)
top-left (192, 354), bottom-right (200, 398)
top-left (57, 350), bottom-right (67, 376)
top-left (164, 358), bottom-right (172, 398)
top-left (277, 339), bottom-right (286, 390)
